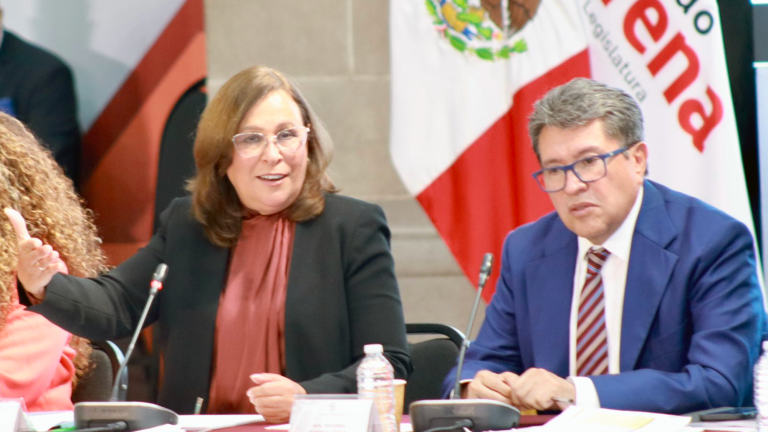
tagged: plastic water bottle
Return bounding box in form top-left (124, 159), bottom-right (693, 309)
top-left (755, 341), bottom-right (768, 430)
top-left (357, 344), bottom-right (397, 432)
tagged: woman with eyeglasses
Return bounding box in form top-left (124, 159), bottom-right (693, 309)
top-left (7, 66), bottom-right (412, 422)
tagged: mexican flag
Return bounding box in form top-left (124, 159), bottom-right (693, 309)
top-left (390, 0), bottom-right (754, 300)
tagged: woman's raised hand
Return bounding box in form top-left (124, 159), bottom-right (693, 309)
top-left (4, 208), bottom-right (66, 299)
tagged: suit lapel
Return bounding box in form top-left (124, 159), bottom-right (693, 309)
top-left (526, 222), bottom-right (577, 377)
top-left (284, 217), bottom-right (310, 379)
top-left (620, 181), bottom-right (679, 371)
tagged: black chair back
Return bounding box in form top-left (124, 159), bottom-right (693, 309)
top-left (154, 79), bottom-right (206, 232)
top-left (404, 323), bottom-right (464, 413)
top-left (72, 340), bottom-right (128, 403)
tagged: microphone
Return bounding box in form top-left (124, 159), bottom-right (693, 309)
top-left (452, 253), bottom-right (492, 400)
top-left (109, 264), bottom-right (167, 402)
top-left (75, 264), bottom-right (179, 432)
top-left (410, 253), bottom-right (520, 432)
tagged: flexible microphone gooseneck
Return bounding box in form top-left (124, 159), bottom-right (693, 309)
top-left (451, 253), bottom-right (493, 400)
top-left (110, 263), bottom-right (167, 401)
top-left (75, 264), bottom-right (179, 432)
top-left (410, 253), bottom-right (520, 432)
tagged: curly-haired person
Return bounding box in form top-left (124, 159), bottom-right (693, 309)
top-left (0, 112), bottom-right (107, 411)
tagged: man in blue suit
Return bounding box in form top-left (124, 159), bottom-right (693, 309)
top-left (443, 78), bottom-right (766, 414)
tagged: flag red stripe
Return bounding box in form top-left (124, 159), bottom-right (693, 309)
top-left (82, 34), bottom-right (206, 263)
top-left (416, 49), bottom-right (591, 301)
top-left (82, 0), bottom-right (204, 182)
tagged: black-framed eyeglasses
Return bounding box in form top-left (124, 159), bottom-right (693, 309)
top-left (532, 145), bottom-right (634, 193)
top-left (231, 126), bottom-right (310, 158)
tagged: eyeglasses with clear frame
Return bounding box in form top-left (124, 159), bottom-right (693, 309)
top-left (532, 144), bottom-right (636, 193)
top-left (231, 126), bottom-right (310, 158)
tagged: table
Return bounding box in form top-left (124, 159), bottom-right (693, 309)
top-left (201, 414), bottom-right (556, 432)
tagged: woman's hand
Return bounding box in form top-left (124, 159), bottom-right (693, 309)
top-left (246, 373), bottom-right (307, 423)
top-left (4, 208), bottom-right (66, 299)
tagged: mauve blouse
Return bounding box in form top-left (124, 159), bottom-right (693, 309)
top-left (206, 214), bottom-right (295, 414)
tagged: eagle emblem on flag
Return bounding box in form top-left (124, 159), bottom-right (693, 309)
top-left (425, 0), bottom-right (541, 60)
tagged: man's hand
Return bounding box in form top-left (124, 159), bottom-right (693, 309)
top-left (462, 370), bottom-right (519, 404)
top-left (504, 368), bottom-right (574, 411)
top-left (246, 373), bottom-right (307, 423)
top-left (4, 208), bottom-right (66, 299)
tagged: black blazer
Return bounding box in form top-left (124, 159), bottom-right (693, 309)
top-left (30, 194), bottom-right (412, 413)
top-left (0, 30), bottom-right (81, 186)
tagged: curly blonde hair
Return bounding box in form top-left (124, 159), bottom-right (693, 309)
top-left (0, 113), bottom-right (108, 382)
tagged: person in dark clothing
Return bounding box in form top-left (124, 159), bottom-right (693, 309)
top-left (0, 11), bottom-right (81, 188)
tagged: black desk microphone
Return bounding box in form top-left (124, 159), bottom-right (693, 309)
top-left (74, 264), bottom-right (179, 432)
top-left (409, 253), bottom-right (520, 432)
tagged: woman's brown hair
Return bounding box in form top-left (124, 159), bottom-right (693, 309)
top-left (0, 112), bottom-right (109, 382)
top-left (188, 66), bottom-right (337, 248)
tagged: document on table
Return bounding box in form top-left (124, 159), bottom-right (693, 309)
top-left (27, 412), bottom-right (265, 432)
top-left (178, 414), bottom-right (265, 431)
top-left (517, 406), bottom-right (692, 432)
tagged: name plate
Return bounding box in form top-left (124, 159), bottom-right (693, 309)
top-left (289, 395), bottom-right (381, 432)
top-left (0, 399), bottom-right (31, 432)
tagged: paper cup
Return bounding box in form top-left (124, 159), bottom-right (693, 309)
top-left (394, 379), bottom-right (407, 431)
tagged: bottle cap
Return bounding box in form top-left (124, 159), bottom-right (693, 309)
top-left (364, 344), bottom-right (383, 354)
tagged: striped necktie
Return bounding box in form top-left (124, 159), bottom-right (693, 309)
top-left (576, 247), bottom-right (611, 376)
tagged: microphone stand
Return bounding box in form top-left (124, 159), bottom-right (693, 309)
top-left (109, 276), bottom-right (160, 401)
top-left (75, 264), bottom-right (179, 432)
top-left (410, 253), bottom-right (520, 432)
top-left (452, 256), bottom-right (489, 399)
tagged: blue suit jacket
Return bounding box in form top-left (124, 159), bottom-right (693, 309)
top-left (443, 180), bottom-right (766, 413)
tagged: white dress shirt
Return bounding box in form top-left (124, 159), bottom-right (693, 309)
top-left (568, 187), bottom-right (644, 407)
